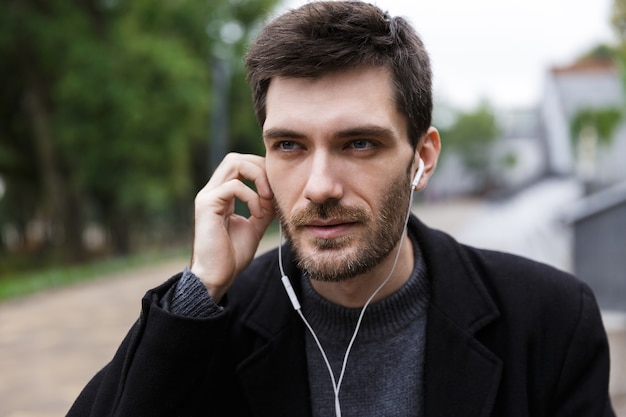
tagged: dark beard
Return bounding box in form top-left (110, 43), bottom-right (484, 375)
top-left (276, 171), bottom-right (411, 282)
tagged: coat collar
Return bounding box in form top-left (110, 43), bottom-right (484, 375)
top-left (236, 215), bottom-right (503, 417)
top-left (414, 215), bottom-right (503, 417)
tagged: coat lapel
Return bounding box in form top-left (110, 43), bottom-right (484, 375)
top-left (235, 245), bottom-right (312, 417)
top-left (236, 315), bottom-right (312, 417)
top-left (416, 217), bottom-right (503, 417)
top-left (424, 307), bottom-right (502, 417)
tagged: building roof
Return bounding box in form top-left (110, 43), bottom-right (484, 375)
top-left (551, 57), bottom-right (616, 75)
top-left (549, 58), bottom-right (623, 120)
top-left (565, 180), bottom-right (626, 223)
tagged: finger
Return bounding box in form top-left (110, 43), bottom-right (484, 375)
top-left (205, 153), bottom-right (273, 200)
top-left (202, 179), bottom-right (269, 220)
top-left (249, 194), bottom-right (276, 232)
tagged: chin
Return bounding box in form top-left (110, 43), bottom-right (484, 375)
top-left (295, 240), bottom-right (382, 283)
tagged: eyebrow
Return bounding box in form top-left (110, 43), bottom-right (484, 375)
top-left (263, 128), bottom-right (305, 141)
top-left (263, 125), bottom-right (396, 141)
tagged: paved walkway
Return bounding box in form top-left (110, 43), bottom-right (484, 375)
top-left (0, 196), bottom-right (624, 416)
top-left (0, 259), bottom-right (185, 417)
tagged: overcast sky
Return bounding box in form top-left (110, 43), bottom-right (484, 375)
top-left (279, 0), bottom-right (617, 109)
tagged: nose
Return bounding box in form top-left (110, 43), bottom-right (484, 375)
top-left (302, 152), bottom-right (344, 204)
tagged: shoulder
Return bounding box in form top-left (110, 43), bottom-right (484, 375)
top-left (464, 245), bottom-right (586, 304)
top-left (461, 245), bottom-right (601, 338)
top-left (413, 216), bottom-right (589, 312)
top-left (463, 246), bottom-right (612, 412)
top-left (414, 216), bottom-right (597, 329)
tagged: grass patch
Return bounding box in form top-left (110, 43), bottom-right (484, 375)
top-left (0, 225), bottom-right (281, 302)
top-left (0, 249), bottom-right (187, 302)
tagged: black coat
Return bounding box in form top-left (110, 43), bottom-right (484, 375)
top-left (68, 216), bottom-right (615, 416)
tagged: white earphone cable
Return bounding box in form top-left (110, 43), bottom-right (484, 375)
top-left (279, 232), bottom-right (341, 405)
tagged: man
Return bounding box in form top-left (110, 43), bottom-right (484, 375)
top-left (68, 1), bottom-right (616, 416)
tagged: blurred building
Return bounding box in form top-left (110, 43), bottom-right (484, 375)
top-left (540, 56), bottom-right (626, 313)
top-left (489, 108), bottom-right (546, 194)
top-left (566, 181), bottom-right (626, 312)
top-left (540, 57), bottom-right (626, 188)
top-left (430, 55), bottom-right (626, 315)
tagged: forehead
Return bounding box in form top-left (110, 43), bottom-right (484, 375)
top-left (263, 66), bottom-right (406, 138)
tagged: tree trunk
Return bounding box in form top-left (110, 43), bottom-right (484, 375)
top-left (23, 84), bottom-right (86, 262)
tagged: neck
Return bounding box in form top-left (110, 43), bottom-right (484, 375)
top-left (310, 232), bottom-right (415, 308)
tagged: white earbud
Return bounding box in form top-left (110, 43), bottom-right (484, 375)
top-left (411, 158), bottom-right (425, 190)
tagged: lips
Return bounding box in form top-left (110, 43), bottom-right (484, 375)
top-left (288, 201), bottom-right (369, 241)
top-left (306, 218), bottom-right (348, 227)
top-left (302, 219), bottom-right (357, 239)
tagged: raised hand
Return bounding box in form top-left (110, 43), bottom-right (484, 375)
top-left (190, 153), bottom-right (275, 303)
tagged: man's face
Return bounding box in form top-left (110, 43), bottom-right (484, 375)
top-left (263, 66), bottom-right (417, 282)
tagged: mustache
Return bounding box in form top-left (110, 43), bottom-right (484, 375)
top-left (289, 200), bottom-right (369, 227)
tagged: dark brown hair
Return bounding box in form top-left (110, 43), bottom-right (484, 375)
top-left (244, 0), bottom-right (432, 148)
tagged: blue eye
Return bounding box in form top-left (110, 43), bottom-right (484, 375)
top-left (278, 141), bottom-right (298, 150)
top-left (351, 139), bottom-right (374, 149)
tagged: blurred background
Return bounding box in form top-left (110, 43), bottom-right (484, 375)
top-left (1, 0), bottom-right (625, 415)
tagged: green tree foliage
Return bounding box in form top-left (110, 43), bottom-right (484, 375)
top-left (570, 107), bottom-right (623, 146)
top-left (613, 0), bottom-right (626, 96)
top-left (613, 0), bottom-right (626, 41)
top-left (0, 0), bottom-right (278, 266)
top-left (567, 3), bottom-right (626, 171)
top-left (440, 103), bottom-right (500, 188)
top-left (577, 44), bottom-right (618, 62)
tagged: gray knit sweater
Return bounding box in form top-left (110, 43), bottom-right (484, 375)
top-left (301, 234), bottom-right (429, 417)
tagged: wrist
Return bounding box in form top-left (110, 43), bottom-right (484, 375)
top-left (190, 263), bottom-right (227, 304)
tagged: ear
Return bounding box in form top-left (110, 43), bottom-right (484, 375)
top-left (412, 127), bottom-right (441, 191)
